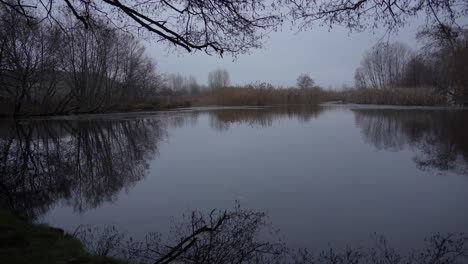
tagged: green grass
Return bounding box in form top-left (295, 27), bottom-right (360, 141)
top-left (0, 210), bottom-right (127, 264)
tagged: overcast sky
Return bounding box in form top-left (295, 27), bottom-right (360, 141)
top-left (145, 21), bottom-right (425, 89)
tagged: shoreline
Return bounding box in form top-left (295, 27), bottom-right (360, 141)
top-left (1, 103), bottom-right (466, 121)
top-left (0, 210), bottom-right (128, 264)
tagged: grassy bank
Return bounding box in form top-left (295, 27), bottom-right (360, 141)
top-left (0, 210), bottom-right (127, 264)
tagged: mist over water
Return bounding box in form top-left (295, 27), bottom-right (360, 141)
top-left (1, 105), bottom-right (468, 251)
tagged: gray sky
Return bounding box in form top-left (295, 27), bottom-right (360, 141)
top-left (145, 22), bottom-right (424, 89)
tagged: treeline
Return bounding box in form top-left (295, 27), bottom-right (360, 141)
top-left (349, 25), bottom-right (468, 105)
top-left (2, 2), bottom-right (466, 116)
top-left (163, 68), bottom-right (231, 95)
top-left (0, 7), bottom-right (164, 116)
top-left (190, 25), bottom-right (468, 107)
top-left (328, 87), bottom-right (446, 106)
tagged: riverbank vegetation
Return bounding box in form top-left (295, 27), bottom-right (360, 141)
top-left (0, 210), bottom-right (127, 264)
top-left (1, 1), bottom-right (467, 118)
top-left (189, 24), bottom-right (467, 107)
top-left (326, 87), bottom-right (446, 106)
top-left (3, 207), bottom-right (468, 264)
top-left (192, 85), bottom-right (325, 106)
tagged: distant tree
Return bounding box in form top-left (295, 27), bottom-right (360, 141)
top-left (186, 76), bottom-right (200, 95)
top-left (296, 73), bottom-right (315, 89)
top-left (167, 74), bottom-right (185, 92)
top-left (208, 69), bottom-right (230, 91)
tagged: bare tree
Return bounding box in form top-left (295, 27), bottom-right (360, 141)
top-left (400, 54), bottom-right (432, 88)
top-left (355, 42), bottom-right (412, 89)
top-left (0, 6), bottom-right (164, 116)
top-left (296, 73), bottom-right (315, 89)
top-left (186, 76), bottom-right (200, 95)
top-left (0, 5), bottom-right (65, 116)
top-left (208, 69), bottom-right (230, 91)
top-left (0, 0), bottom-right (281, 56)
top-left (418, 25), bottom-right (468, 105)
top-left (287, 0), bottom-right (468, 36)
top-left (2, 0), bottom-right (467, 57)
top-left (354, 67), bottom-right (368, 89)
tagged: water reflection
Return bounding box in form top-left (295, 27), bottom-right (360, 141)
top-left (353, 109), bottom-right (468, 175)
top-left (0, 118), bottom-right (166, 220)
top-left (1, 106), bottom-right (467, 224)
top-left (207, 105), bottom-right (324, 131)
top-left (0, 106), bottom-right (324, 221)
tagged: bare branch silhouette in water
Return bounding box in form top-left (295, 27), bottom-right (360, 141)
top-left (74, 204), bottom-right (287, 264)
top-left (74, 204), bottom-right (468, 264)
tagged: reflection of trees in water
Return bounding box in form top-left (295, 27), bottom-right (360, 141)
top-left (0, 107), bottom-right (323, 221)
top-left (208, 106), bottom-right (324, 131)
top-left (162, 111), bottom-right (201, 129)
top-left (0, 118), bottom-right (167, 220)
top-left (353, 109), bottom-right (468, 175)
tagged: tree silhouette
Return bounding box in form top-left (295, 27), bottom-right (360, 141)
top-left (287, 0), bottom-right (467, 36)
top-left (0, 0), bottom-right (280, 56)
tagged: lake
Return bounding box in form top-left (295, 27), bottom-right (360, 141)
top-left (1, 105), bottom-right (468, 253)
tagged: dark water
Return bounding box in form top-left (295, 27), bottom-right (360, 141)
top-left (1, 105), bottom-right (468, 251)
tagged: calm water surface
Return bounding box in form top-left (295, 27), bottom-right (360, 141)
top-left (2, 105), bottom-right (468, 251)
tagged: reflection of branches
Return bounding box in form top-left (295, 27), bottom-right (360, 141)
top-left (0, 118), bottom-right (166, 220)
top-left (153, 211), bottom-right (228, 264)
top-left (76, 204), bottom-right (286, 264)
top-left (353, 109), bottom-right (468, 175)
top-left (75, 205), bottom-right (468, 264)
top-left (296, 233), bottom-right (468, 264)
